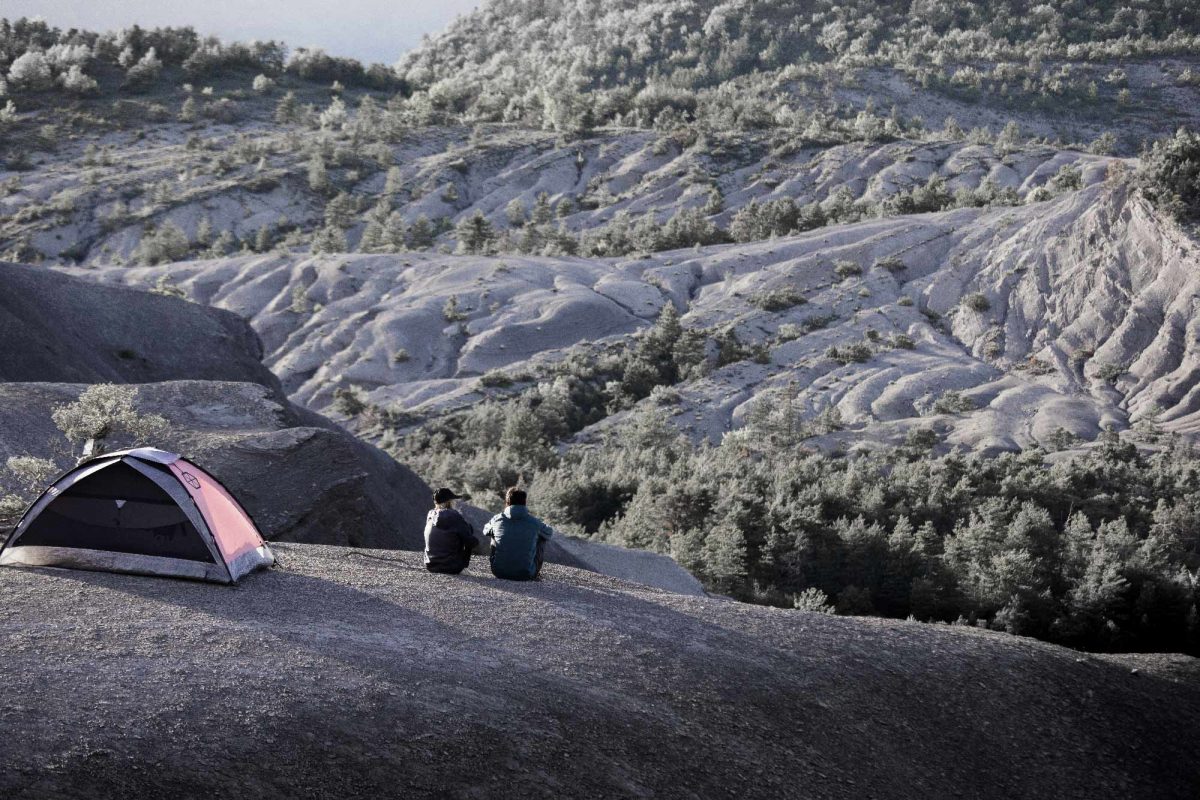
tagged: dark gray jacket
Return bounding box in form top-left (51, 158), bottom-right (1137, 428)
top-left (424, 507), bottom-right (478, 573)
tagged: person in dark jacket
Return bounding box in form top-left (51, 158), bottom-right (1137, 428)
top-left (484, 487), bottom-right (553, 581)
top-left (424, 488), bottom-right (478, 575)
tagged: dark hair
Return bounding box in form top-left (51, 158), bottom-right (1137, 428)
top-left (505, 487), bottom-right (527, 506)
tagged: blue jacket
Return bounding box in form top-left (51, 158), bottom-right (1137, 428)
top-left (484, 505), bottom-right (552, 580)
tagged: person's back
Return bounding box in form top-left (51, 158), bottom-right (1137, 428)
top-left (424, 488), bottom-right (478, 575)
top-left (485, 488), bottom-right (552, 581)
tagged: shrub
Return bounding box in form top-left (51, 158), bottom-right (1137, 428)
top-left (793, 588), bottom-right (836, 614)
top-left (133, 222), bottom-right (191, 266)
top-left (874, 256), bottom-right (906, 273)
top-left (962, 293), bottom-right (991, 312)
top-left (826, 342), bottom-right (872, 364)
top-left (834, 260), bottom-right (862, 279)
top-left (51, 385), bottom-right (168, 455)
top-left (479, 370), bottom-right (514, 388)
top-left (930, 390), bottom-right (977, 415)
top-left (7, 52), bottom-right (53, 91)
top-left (749, 287), bottom-right (807, 311)
top-left (442, 295), bottom-right (469, 322)
top-left (333, 386), bottom-right (368, 417)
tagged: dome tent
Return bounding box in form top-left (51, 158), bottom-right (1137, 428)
top-left (0, 448), bottom-right (274, 583)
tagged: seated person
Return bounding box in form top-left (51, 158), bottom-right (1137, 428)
top-left (484, 487), bottom-right (553, 581)
top-left (423, 488), bottom-right (478, 575)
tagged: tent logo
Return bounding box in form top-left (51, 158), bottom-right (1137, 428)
top-left (181, 472), bottom-right (201, 490)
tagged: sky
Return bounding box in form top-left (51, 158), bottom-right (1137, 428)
top-left (1, 1), bottom-right (482, 64)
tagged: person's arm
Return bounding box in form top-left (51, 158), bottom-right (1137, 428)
top-left (458, 519), bottom-right (479, 551)
top-left (537, 520), bottom-right (553, 541)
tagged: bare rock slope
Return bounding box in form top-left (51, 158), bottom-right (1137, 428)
top-left (0, 261), bottom-right (278, 388)
top-left (69, 177), bottom-right (1200, 451)
top-left (0, 543), bottom-right (1196, 800)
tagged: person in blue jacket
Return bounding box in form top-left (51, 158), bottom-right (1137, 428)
top-left (423, 488), bottom-right (478, 575)
top-left (484, 487), bottom-right (553, 581)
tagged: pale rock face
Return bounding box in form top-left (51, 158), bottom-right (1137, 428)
top-left (60, 176), bottom-right (1200, 455)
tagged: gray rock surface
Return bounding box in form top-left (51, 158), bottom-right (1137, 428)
top-left (550, 534), bottom-right (706, 596)
top-left (0, 542), bottom-right (1195, 800)
top-left (0, 262), bottom-right (279, 389)
top-left (457, 503), bottom-right (703, 594)
top-left (0, 381), bottom-right (430, 550)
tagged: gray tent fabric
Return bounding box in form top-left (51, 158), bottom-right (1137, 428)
top-left (0, 448), bottom-right (274, 584)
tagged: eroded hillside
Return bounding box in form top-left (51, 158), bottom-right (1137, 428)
top-left (63, 169), bottom-right (1200, 455)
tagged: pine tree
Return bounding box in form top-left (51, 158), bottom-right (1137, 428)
top-left (7, 51), bottom-right (53, 91)
top-left (254, 224), bottom-right (273, 252)
top-left (407, 214), bottom-right (434, 249)
top-left (307, 153), bottom-right (330, 194)
top-left (195, 215), bottom-right (214, 247)
top-left (125, 48), bottom-right (162, 90)
top-left (312, 224), bottom-right (347, 254)
top-left (319, 96), bottom-right (347, 130)
top-left (531, 192), bottom-right (553, 225)
top-left (324, 192), bottom-right (355, 229)
top-left (274, 91), bottom-right (298, 125)
top-left (455, 210), bottom-right (495, 254)
top-left (359, 220), bottom-right (386, 252)
top-left (384, 211), bottom-right (407, 251)
top-left (703, 520), bottom-right (749, 594)
top-left (252, 74), bottom-right (275, 94)
top-left (210, 230), bottom-right (237, 256)
top-left (942, 116), bottom-right (965, 140)
top-left (703, 186), bottom-right (724, 215)
top-left (506, 198), bottom-right (526, 227)
top-left (179, 97), bottom-right (198, 122)
top-left (383, 166), bottom-right (404, 196)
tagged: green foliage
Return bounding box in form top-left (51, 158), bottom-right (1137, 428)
top-left (333, 386), bottom-right (368, 417)
top-left (133, 222), bottom-right (190, 266)
top-left (1094, 362), bottom-right (1126, 383)
top-left (826, 342), bottom-right (872, 364)
top-left (479, 370), bottom-right (514, 388)
top-left (930, 390), bottom-right (977, 415)
top-left (149, 274), bottom-right (187, 299)
top-left (455, 210), bottom-right (495, 254)
top-left (1138, 127), bottom-right (1200, 223)
top-left (793, 587), bottom-right (836, 614)
top-left (833, 260), bottom-right (862, 280)
top-left (749, 287), bottom-right (807, 312)
top-left (51, 384), bottom-right (168, 455)
top-left (395, 0), bottom-right (1200, 135)
top-left (442, 295), bottom-right (469, 322)
top-left (874, 256), bottom-right (906, 273)
top-left (963, 293), bottom-right (991, 312)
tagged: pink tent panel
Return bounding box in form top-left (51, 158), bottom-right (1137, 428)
top-left (169, 460), bottom-right (265, 563)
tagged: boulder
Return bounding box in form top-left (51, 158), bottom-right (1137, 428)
top-left (0, 262), bottom-right (279, 389)
top-left (0, 381), bottom-right (430, 549)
